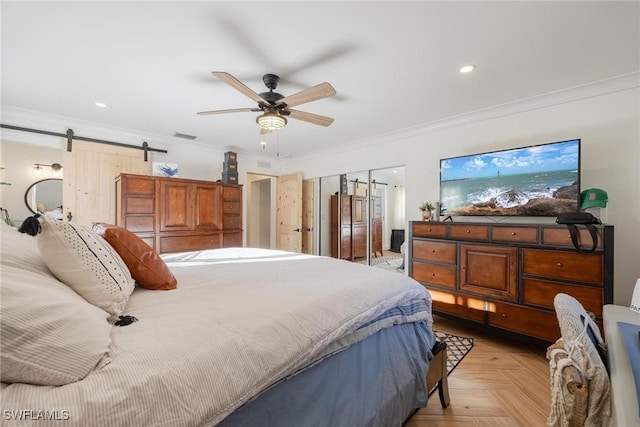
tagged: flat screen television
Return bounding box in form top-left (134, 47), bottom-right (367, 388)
top-left (439, 139), bottom-right (580, 217)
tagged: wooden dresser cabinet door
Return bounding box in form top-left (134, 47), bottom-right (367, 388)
top-left (460, 244), bottom-right (517, 301)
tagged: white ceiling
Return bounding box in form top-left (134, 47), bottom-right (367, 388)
top-left (2, 1), bottom-right (638, 159)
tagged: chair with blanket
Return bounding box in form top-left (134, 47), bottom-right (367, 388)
top-left (547, 293), bottom-right (612, 427)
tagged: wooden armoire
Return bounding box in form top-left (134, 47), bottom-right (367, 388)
top-left (115, 173), bottom-right (242, 254)
top-left (330, 194), bottom-right (383, 260)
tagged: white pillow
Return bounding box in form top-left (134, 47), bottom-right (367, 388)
top-left (0, 265), bottom-right (113, 385)
top-left (0, 221), bottom-right (51, 276)
top-left (36, 217), bottom-right (135, 319)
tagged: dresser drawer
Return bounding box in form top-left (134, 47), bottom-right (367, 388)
top-left (413, 240), bottom-right (456, 264)
top-left (223, 215), bottom-right (241, 229)
top-left (522, 278), bottom-right (603, 317)
top-left (412, 262), bottom-right (456, 288)
top-left (223, 231), bottom-right (242, 247)
top-left (124, 215), bottom-right (154, 233)
top-left (412, 222), bottom-right (447, 239)
top-left (523, 249), bottom-right (603, 284)
top-left (126, 197), bottom-right (154, 214)
top-left (159, 233), bottom-right (222, 254)
top-left (223, 201), bottom-right (241, 214)
top-left (223, 186), bottom-right (241, 201)
top-left (542, 227), bottom-right (603, 249)
top-left (449, 224), bottom-right (489, 241)
top-left (492, 226), bottom-right (538, 244)
top-left (124, 177), bottom-right (155, 196)
top-left (488, 301), bottom-right (560, 342)
top-left (429, 289), bottom-right (485, 322)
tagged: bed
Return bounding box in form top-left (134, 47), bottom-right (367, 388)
top-left (0, 219), bottom-right (436, 426)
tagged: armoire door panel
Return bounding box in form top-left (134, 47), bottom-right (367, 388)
top-left (160, 182), bottom-right (191, 231)
top-left (194, 184), bottom-right (222, 230)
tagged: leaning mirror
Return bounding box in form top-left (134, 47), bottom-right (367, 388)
top-left (24, 178), bottom-right (63, 218)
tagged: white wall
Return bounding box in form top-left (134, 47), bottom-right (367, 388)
top-left (285, 83), bottom-right (640, 306)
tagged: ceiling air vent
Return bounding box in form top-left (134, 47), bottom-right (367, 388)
top-left (174, 132), bottom-right (197, 140)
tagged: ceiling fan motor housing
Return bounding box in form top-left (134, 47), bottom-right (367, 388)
top-left (260, 74), bottom-right (284, 104)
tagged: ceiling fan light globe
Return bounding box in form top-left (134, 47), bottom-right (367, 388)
top-left (257, 113), bottom-right (286, 131)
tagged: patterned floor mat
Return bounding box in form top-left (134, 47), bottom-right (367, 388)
top-left (367, 255), bottom-right (404, 273)
top-left (434, 331), bottom-right (474, 375)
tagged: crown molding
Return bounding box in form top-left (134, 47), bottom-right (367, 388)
top-left (293, 72), bottom-right (640, 162)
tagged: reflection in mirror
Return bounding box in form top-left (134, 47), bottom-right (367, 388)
top-left (24, 178), bottom-right (63, 219)
top-left (345, 170), bottom-right (369, 263)
top-left (319, 166), bottom-right (406, 271)
top-left (370, 166), bottom-right (405, 270)
top-left (319, 175), bottom-right (340, 257)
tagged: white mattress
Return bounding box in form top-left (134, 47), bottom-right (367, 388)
top-left (2, 248), bottom-right (432, 426)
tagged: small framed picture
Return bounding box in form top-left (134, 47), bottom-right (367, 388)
top-left (153, 162), bottom-right (179, 177)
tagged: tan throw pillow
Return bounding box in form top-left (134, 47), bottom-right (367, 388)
top-left (36, 217), bottom-right (135, 320)
top-left (0, 265), bottom-right (112, 385)
top-left (93, 223), bottom-right (177, 290)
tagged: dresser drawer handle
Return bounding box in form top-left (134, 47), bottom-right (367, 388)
top-left (427, 228), bottom-right (432, 232)
top-left (557, 262), bottom-right (563, 267)
top-left (466, 229), bottom-right (471, 233)
top-left (501, 313), bottom-right (507, 318)
top-left (432, 249), bottom-right (436, 253)
top-left (511, 232), bottom-right (517, 236)
top-left (431, 272), bottom-right (436, 277)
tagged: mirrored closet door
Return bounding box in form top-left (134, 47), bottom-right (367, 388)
top-left (319, 166), bottom-right (405, 269)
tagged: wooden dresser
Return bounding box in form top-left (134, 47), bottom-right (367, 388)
top-left (408, 221), bottom-right (614, 342)
top-left (115, 173), bottom-right (243, 253)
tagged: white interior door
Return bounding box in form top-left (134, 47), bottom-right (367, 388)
top-left (63, 140), bottom-right (150, 225)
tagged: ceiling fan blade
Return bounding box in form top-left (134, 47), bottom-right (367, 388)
top-left (287, 109), bottom-right (335, 127)
top-left (275, 82), bottom-right (336, 108)
top-left (197, 107), bottom-right (255, 116)
top-left (212, 72), bottom-right (266, 105)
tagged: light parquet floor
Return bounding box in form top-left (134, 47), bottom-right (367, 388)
top-left (405, 315), bottom-right (552, 427)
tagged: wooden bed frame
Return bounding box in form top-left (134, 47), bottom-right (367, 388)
top-left (426, 341), bottom-right (450, 408)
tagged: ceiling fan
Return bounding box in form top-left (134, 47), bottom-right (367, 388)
top-left (197, 72), bottom-right (336, 133)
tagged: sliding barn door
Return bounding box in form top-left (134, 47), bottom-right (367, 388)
top-left (276, 172), bottom-right (303, 252)
top-left (63, 140), bottom-right (150, 225)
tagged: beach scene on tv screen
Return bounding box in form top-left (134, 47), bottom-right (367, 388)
top-left (440, 139), bottom-right (580, 216)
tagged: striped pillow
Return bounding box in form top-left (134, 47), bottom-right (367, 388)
top-left (37, 217), bottom-right (135, 320)
top-left (0, 265), bottom-right (113, 385)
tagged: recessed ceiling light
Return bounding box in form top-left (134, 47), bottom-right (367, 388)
top-left (95, 102), bottom-right (107, 108)
top-left (460, 65), bottom-right (476, 73)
